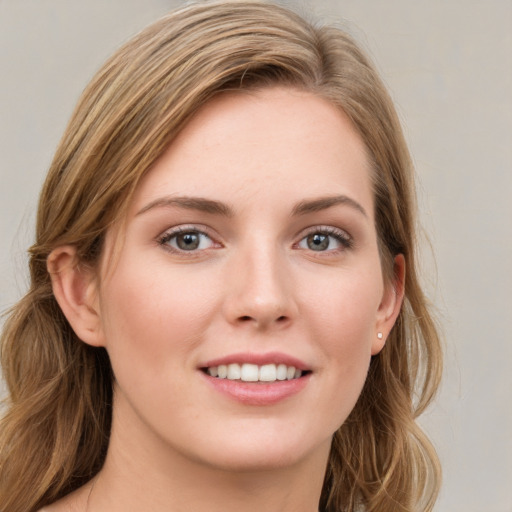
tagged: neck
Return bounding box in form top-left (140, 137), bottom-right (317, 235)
top-left (87, 406), bottom-right (330, 512)
top-left (93, 460), bottom-right (326, 512)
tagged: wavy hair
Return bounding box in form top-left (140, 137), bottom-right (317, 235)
top-left (0, 2), bottom-right (442, 510)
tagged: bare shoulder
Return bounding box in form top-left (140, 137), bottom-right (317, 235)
top-left (37, 498), bottom-right (79, 512)
top-left (38, 498), bottom-right (81, 512)
top-left (37, 481), bottom-right (93, 512)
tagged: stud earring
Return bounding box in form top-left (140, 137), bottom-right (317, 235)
top-left (377, 332), bottom-right (383, 339)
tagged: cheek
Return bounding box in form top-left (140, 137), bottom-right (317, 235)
top-left (301, 266), bottom-right (383, 422)
top-left (305, 265), bottom-right (383, 350)
top-left (98, 261), bottom-right (219, 377)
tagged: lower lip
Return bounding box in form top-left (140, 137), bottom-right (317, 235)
top-left (200, 372), bottom-right (311, 405)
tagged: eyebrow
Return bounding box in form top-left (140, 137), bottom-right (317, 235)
top-left (292, 195), bottom-right (368, 218)
top-left (136, 196), bottom-right (234, 217)
top-left (137, 194), bottom-right (367, 218)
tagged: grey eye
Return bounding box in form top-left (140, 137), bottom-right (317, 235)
top-left (176, 232), bottom-right (201, 250)
top-left (161, 230), bottom-right (215, 252)
top-left (297, 229), bottom-right (350, 252)
top-left (306, 233), bottom-right (330, 251)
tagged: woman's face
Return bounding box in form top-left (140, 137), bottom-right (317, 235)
top-left (93, 87), bottom-right (401, 472)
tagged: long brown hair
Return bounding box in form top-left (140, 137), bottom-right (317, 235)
top-left (0, 2), bottom-right (442, 510)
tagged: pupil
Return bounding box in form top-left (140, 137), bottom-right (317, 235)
top-left (177, 232), bottom-right (199, 250)
top-left (308, 233), bottom-right (329, 251)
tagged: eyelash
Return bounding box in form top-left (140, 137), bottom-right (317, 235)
top-left (157, 225), bottom-right (353, 255)
top-left (295, 226), bottom-right (353, 254)
top-left (157, 226), bottom-right (219, 255)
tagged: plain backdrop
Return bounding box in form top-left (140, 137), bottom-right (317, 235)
top-left (1, 1), bottom-right (511, 511)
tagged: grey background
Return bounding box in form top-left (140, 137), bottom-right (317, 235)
top-left (1, 1), bottom-right (511, 510)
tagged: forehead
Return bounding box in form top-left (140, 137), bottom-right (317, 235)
top-left (130, 87), bottom-right (373, 217)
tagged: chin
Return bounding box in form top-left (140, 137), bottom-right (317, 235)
top-left (184, 426), bottom-right (332, 473)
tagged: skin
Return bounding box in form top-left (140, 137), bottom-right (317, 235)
top-left (45, 87), bottom-right (404, 512)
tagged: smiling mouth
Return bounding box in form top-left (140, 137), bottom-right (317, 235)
top-left (201, 363), bottom-right (310, 383)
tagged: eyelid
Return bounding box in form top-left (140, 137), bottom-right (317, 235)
top-left (157, 224), bottom-right (222, 253)
top-left (294, 225), bottom-right (353, 251)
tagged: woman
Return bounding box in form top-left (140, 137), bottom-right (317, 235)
top-left (0, 1), bottom-right (442, 511)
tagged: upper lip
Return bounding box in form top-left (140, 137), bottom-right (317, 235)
top-left (199, 352), bottom-right (310, 371)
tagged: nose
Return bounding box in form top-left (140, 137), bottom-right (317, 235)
top-left (222, 242), bottom-right (297, 330)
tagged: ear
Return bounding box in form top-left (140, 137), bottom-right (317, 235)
top-left (47, 246), bottom-right (105, 347)
top-left (371, 254), bottom-right (406, 355)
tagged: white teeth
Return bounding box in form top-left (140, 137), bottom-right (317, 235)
top-left (205, 363), bottom-right (305, 382)
top-left (241, 363), bottom-right (259, 382)
top-left (276, 363), bottom-right (287, 381)
top-left (259, 364), bottom-right (277, 382)
top-left (227, 363), bottom-right (241, 380)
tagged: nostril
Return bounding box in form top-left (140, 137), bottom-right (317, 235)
top-left (237, 314), bottom-right (288, 324)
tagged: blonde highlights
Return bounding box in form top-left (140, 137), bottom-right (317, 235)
top-left (0, 2), bottom-right (442, 511)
